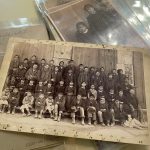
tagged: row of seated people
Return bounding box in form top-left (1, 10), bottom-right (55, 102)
top-left (9, 55), bottom-right (128, 93)
top-left (0, 84), bottom-right (140, 127)
top-left (6, 77), bottom-right (135, 110)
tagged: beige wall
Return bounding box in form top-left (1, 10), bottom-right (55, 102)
top-left (0, 0), bottom-right (38, 22)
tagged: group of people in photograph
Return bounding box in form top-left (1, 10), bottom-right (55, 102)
top-left (0, 54), bottom-right (147, 129)
top-left (76, 2), bottom-right (120, 43)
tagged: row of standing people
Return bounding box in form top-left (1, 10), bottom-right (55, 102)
top-left (9, 55), bottom-right (129, 93)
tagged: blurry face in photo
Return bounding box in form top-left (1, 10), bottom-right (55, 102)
top-left (85, 5), bottom-right (96, 14)
top-left (77, 24), bottom-right (88, 34)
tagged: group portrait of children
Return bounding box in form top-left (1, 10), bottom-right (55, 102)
top-left (0, 54), bottom-right (147, 130)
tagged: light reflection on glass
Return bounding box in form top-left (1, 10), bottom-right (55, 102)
top-left (143, 33), bottom-right (150, 40)
top-left (133, 0), bottom-right (141, 7)
top-left (143, 5), bottom-right (150, 16)
top-left (137, 14), bottom-right (145, 21)
top-left (128, 16), bottom-right (138, 25)
top-left (108, 33), bottom-right (112, 39)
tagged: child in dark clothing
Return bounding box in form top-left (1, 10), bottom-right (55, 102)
top-left (26, 80), bottom-right (35, 94)
top-left (83, 67), bottom-right (90, 88)
top-left (112, 69), bottom-right (118, 83)
top-left (25, 64), bottom-right (40, 82)
top-left (97, 85), bottom-right (106, 101)
top-left (65, 81), bottom-right (76, 111)
top-left (84, 4), bottom-right (109, 32)
top-left (54, 93), bottom-right (66, 122)
top-left (86, 95), bottom-right (97, 125)
top-left (88, 84), bottom-right (97, 100)
top-left (89, 67), bottom-right (96, 86)
top-left (55, 80), bottom-right (65, 96)
top-left (58, 61), bottom-right (65, 78)
top-left (97, 96), bottom-right (110, 126)
top-left (7, 88), bottom-right (20, 114)
top-left (9, 55), bottom-right (20, 76)
top-left (111, 99), bottom-right (125, 126)
top-left (40, 64), bottom-right (50, 85)
top-left (22, 58), bottom-right (29, 71)
top-left (107, 89), bottom-right (116, 109)
top-left (35, 94), bottom-right (45, 119)
top-left (126, 89), bottom-right (140, 119)
top-left (100, 67), bottom-right (106, 83)
top-left (122, 78), bottom-right (133, 96)
top-left (78, 82), bottom-right (87, 100)
top-left (17, 79), bottom-right (26, 106)
top-left (16, 64), bottom-right (26, 82)
top-left (76, 22), bottom-right (101, 44)
top-left (117, 69), bottom-right (126, 91)
top-left (116, 90), bottom-right (126, 103)
top-left (49, 60), bottom-right (55, 75)
top-left (94, 71), bottom-right (104, 89)
top-left (50, 66), bottom-right (62, 85)
top-left (107, 89), bottom-right (116, 126)
top-left (35, 81), bottom-right (45, 97)
top-left (65, 69), bottom-right (76, 86)
top-left (29, 55), bottom-right (38, 68)
top-left (70, 94), bottom-right (85, 125)
top-left (39, 58), bottom-right (46, 72)
top-left (44, 82), bottom-right (54, 97)
top-left (8, 76), bottom-right (16, 92)
top-left (77, 65), bottom-right (85, 87)
top-left (105, 74), bottom-right (116, 92)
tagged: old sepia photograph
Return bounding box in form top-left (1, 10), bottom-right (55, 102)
top-left (47, 0), bottom-right (148, 48)
top-left (0, 38), bottom-right (149, 145)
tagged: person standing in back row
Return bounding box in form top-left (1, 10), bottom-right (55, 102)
top-left (84, 4), bottom-right (109, 33)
